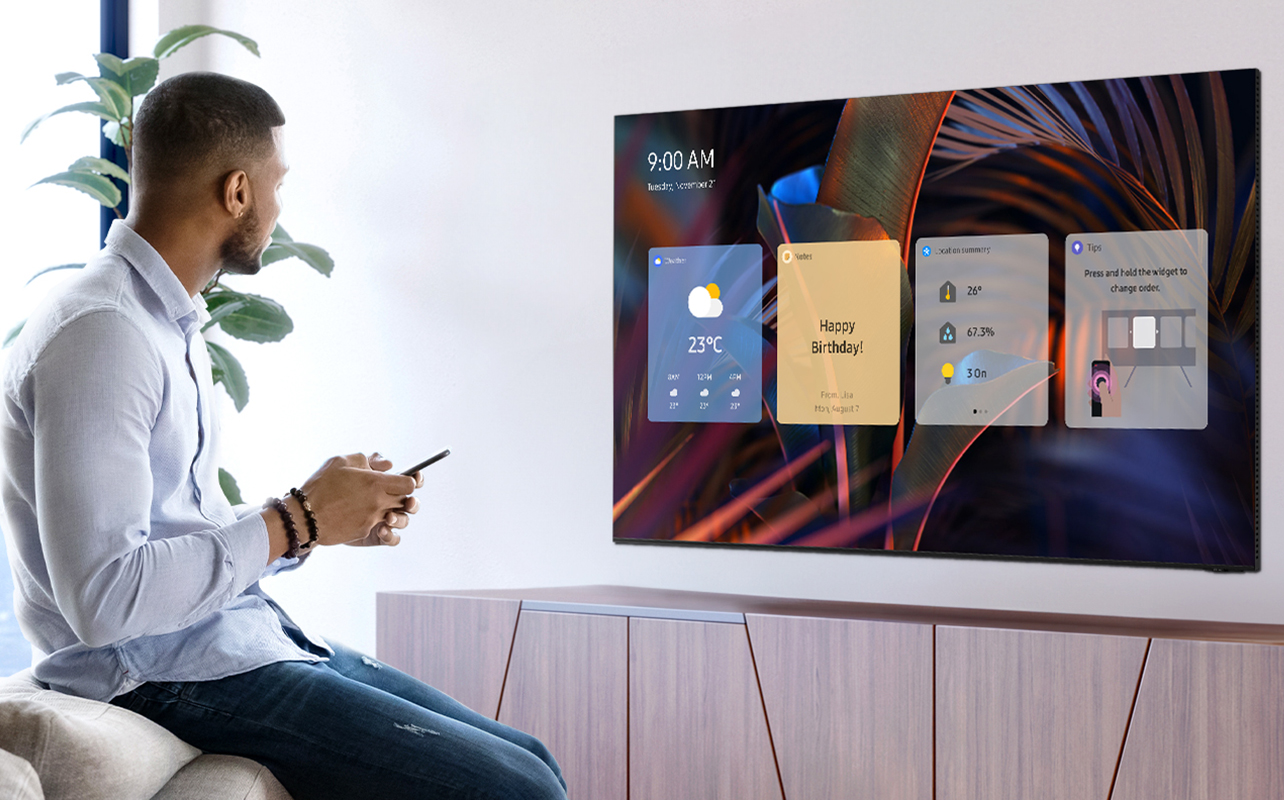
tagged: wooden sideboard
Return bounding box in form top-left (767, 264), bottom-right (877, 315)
top-left (375, 585), bottom-right (1284, 800)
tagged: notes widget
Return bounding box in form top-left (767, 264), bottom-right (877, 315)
top-left (776, 240), bottom-right (902, 425)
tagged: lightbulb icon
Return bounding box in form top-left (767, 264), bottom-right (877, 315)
top-left (942, 362), bottom-right (954, 385)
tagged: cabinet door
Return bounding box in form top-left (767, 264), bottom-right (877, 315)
top-left (747, 613), bottom-right (933, 800)
top-left (497, 611), bottom-right (628, 800)
top-left (629, 618), bottom-right (783, 800)
top-left (376, 593), bottom-right (520, 717)
top-left (1113, 638), bottom-right (1284, 800)
top-left (936, 626), bottom-right (1148, 800)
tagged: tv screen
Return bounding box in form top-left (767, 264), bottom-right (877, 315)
top-left (613, 69), bottom-right (1259, 570)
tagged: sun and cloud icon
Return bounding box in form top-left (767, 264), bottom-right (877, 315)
top-left (688, 283), bottom-right (723, 318)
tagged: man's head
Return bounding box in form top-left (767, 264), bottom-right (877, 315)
top-left (132, 72), bottom-right (288, 275)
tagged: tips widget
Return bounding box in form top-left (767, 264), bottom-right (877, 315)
top-left (1064, 230), bottom-right (1208, 430)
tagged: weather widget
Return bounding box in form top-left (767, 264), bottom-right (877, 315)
top-left (647, 245), bottom-right (763, 423)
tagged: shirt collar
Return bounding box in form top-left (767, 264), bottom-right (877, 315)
top-left (104, 220), bottom-right (208, 328)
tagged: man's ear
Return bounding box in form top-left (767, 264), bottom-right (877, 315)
top-left (222, 169), bottom-right (251, 218)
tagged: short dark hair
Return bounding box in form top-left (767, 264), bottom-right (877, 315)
top-left (132, 72), bottom-right (285, 188)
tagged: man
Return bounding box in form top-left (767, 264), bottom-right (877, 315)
top-left (0, 72), bottom-right (566, 800)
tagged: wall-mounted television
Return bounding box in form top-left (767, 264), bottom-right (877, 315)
top-left (613, 69), bottom-right (1258, 570)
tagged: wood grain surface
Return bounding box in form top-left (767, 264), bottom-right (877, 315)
top-left (496, 611), bottom-right (628, 800)
top-left (375, 592), bottom-right (520, 717)
top-left (936, 625), bottom-right (1148, 800)
top-left (1112, 638), bottom-right (1284, 800)
top-left (629, 617), bottom-right (783, 800)
top-left (747, 613), bottom-right (933, 800)
top-left (384, 586), bottom-right (1284, 644)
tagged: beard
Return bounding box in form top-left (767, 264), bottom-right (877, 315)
top-left (219, 207), bottom-right (268, 275)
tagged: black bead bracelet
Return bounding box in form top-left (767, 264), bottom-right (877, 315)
top-left (289, 487), bottom-right (319, 550)
top-left (265, 496), bottom-right (303, 559)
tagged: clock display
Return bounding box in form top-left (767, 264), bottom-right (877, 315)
top-left (648, 149), bottom-right (715, 172)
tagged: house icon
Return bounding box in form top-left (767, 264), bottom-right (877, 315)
top-left (940, 281), bottom-right (956, 303)
top-left (939, 322), bottom-right (957, 344)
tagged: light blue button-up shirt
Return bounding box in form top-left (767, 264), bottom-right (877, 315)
top-left (1, 221), bottom-right (328, 701)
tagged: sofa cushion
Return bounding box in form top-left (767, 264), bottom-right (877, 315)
top-left (0, 747), bottom-right (43, 800)
top-left (150, 755), bottom-right (291, 800)
top-left (0, 671), bottom-right (199, 800)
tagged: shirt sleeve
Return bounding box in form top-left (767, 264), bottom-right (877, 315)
top-left (31, 311), bottom-right (270, 649)
top-left (234, 500), bottom-right (311, 578)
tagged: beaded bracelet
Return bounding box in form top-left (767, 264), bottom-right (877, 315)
top-left (289, 487), bottom-right (319, 550)
top-left (265, 497), bottom-right (302, 559)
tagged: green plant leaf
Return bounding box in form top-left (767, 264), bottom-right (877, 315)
top-left (85, 77), bottom-right (131, 120)
top-left (102, 120), bottom-right (131, 148)
top-left (154, 25), bottom-right (260, 59)
top-left (2, 320), bottom-right (24, 348)
top-left (201, 298), bottom-right (249, 332)
top-left (207, 340), bottom-right (250, 411)
top-left (218, 467), bottom-right (245, 505)
top-left (259, 244), bottom-right (293, 266)
top-left (68, 156), bottom-right (130, 183)
top-left (27, 263), bottom-right (85, 285)
top-left (93, 52), bottom-right (126, 76)
top-left (32, 171), bottom-right (121, 207)
top-left (120, 57), bottom-right (160, 96)
top-left (260, 241), bottom-right (334, 276)
top-left (21, 101), bottom-right (116, 143)
top-left (205, 290), bottom-right (293, 343)
top-left (122, 55), bottom-right (156, 73)
top-left (55, 71), bottom-right (86, 85)
top-left (271, 223), bottom-right (293, 242)
top-left (96, 55), bottom-right (161, 97)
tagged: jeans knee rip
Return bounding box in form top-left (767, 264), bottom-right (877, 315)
top-left (361, 656), bottom-right (383, 669)
top-left (394, 722), bottom-right (439, 737)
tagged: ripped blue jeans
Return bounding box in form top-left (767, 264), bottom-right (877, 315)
top-left (110, 637), bottom-right (566, 800)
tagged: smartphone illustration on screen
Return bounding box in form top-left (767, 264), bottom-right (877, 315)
top-left (1090, 360), bottom-right (1112, 417)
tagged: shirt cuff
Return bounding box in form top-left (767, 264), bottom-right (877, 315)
top-left (232, 502), bottom-right (261, 521)
top-left (214, 511), bottom-right (271, 597)
top-left (263, 554), bottom-right (305, 578)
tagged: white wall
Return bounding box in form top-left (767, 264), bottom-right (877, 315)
top-left (1, 4), bottom-right (100, 356)
top-left (131, 0), bottom-right (1282, 654)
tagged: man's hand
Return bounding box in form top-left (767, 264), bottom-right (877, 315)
top-left (262, 452), bottom-right (425, 561)
top-left (344, 453), bottom-right (424, 547)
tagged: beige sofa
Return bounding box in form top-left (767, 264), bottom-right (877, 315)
top-left (0, 670), bottom-right (290, 800)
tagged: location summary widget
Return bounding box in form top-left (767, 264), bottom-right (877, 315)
top-left (914, 234), bottom-right (1051, 427)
